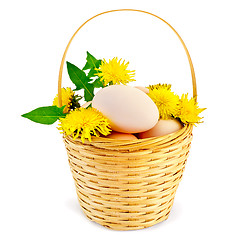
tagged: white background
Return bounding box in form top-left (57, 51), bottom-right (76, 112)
top-left (1, 0), bottom-right (240, 239)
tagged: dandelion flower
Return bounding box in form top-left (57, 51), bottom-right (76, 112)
top-left (148, 83), bottom-right (172, 91)
top-left (177, 94), bottom-right (205, 125)
top-left (58, 107), bottom-right (111, 143)
top-left (53, 87), bottom-right (81, 113)
top-left (96, 57), bottom-right (135, 86)
top-left (148, 87), bottom-right (179, 119)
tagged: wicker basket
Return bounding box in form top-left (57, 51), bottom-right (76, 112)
top-left (58, 9), bottom-right (197, 230)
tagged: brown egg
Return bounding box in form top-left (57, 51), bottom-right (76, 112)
top-left (105, 131), bottom-right (138, 140)
top-left (138, 119), bottom-right (183, 139)
top-left (134, 86), bottom-right (149, 94)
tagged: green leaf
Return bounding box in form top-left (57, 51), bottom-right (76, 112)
top-left (92, 78), bottom-right (104, 88)
top-left (67, 62), bottom-right (90, 91)
top-left (21, 106), bottom-right (66, 125)
top-left (84, 83), bottom-right (94, 101)
top-left (67, 61), bottom-right (96, 101)
top-left (83, 51), bottom-right (102, 70)
top-left (87, 68), bottom-right (97, 78)
top-left (82, 61), bottom-right (91, 70)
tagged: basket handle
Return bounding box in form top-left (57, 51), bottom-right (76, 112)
top-left (58, 9), bottom-right (197, 107)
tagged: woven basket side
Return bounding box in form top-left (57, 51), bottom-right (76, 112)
top-left (64, 125), bottom-right (193, 230)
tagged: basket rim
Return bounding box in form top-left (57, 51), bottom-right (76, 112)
top-left (64, 123), bottom-right (193, 145)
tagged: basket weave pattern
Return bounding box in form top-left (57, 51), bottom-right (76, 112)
top-left (64, 125), bottom-right (193, 230)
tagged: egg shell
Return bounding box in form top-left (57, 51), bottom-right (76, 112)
top-left (138, 119), bottom-right (183, 139)
top-left (92, 85), bottom-right (159, 133)
top-left (81, 101), bottom-right (92, 108)
top-left (105, 131), bottom-right (138, 140)
top-left (134, 86), bottom-right (149, 94)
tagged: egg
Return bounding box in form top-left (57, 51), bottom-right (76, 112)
top-left (92, 85), bottom-right (159, 133)
top-left (81, 101), bottom-right (92, 108)
top-left (138, 119), bottom-right (183, 139)
top-left (105, 131), bottom-right (138, 140)
top-left (134, 86), bottom-right (149, 94)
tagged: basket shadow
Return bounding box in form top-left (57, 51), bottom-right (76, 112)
top-left (64, 198), bottom-right (83, 215)
top-left (65, 198), bottom-right (109, 230)
top-left (169, 200), bottom-right (183, 222)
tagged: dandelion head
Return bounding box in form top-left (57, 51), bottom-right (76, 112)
top-left (177, 94), bottom-right (205, 125)
top-left (58, 107), bottom-right (111, 143)
top-left (148, 87), bottom-right (179, 119)
top-left (53, 88), bottom-right (74, 113)
top-left (96, 57), bottom-right (135, 86)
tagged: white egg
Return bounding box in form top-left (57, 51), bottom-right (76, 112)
top-left (138, 119), bottom-right (183, 139)
top-left (92, 85), bottom-right (159, 133)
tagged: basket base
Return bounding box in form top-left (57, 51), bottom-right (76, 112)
top-left (76, 194), bottom-right (174, 231)
top-left (85, 211), bottom-right (170, 231)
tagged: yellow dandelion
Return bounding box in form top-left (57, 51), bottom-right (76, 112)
top-left (53, 87), bottom-right (74, 113)
top-left (177, 94), bottom-right (205, 125)
top-left (96, 57), bottom-right (135, 86)
top-left (58, 107), bottom-right (111, 143)
top-left (148, 83), bottom-right (172, 91)
top-left (148, 87), bottom-right (179, 119)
